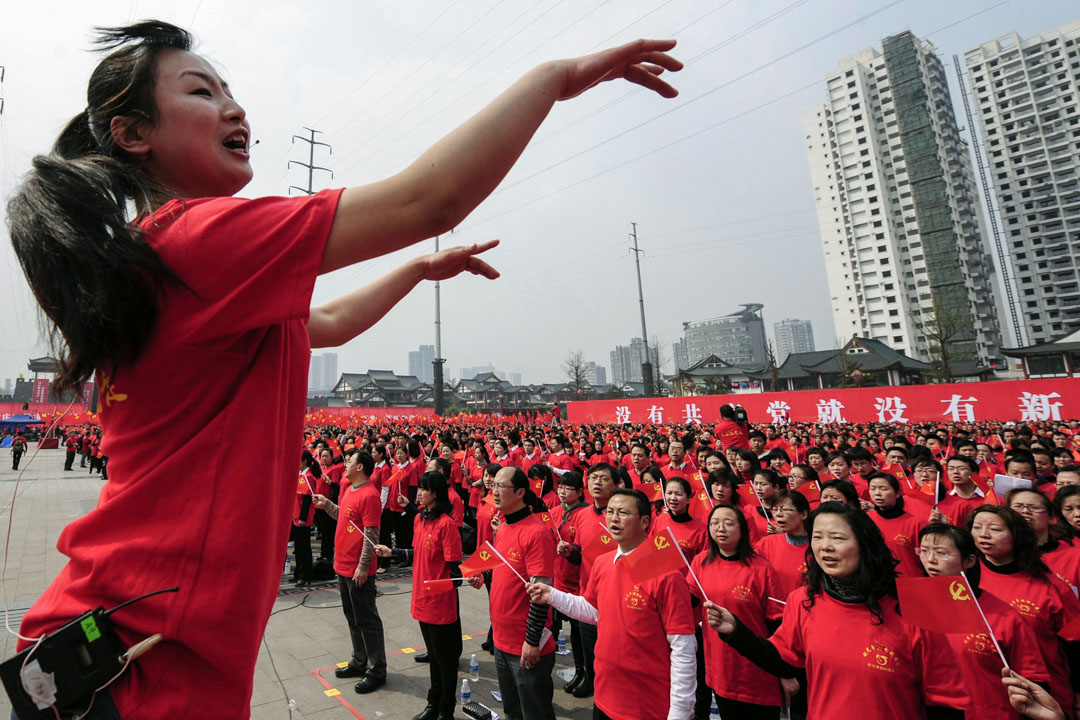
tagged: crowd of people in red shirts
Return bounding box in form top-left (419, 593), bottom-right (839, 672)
top-left (295, 409), bottom-right (1080, 720)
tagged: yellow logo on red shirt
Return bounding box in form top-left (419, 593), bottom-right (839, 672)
top-left (507, 546), bottom-right (523, 563)
top-left (625, 588), bottom-right (649, 611)
top-left (892, 533), bottom-right (911, 547)
top-left (1010, 598), bottom-right (1042, 618)
top-left (963, 633), bottom-right (995, 657)
top-left (425, 533), bottom-right (435, 549)
top-left (862, 641), bottom-right (898, 673)
top-left (98, 372), bottom-right (128, 408)
top-left (730, 584), bottom-right (754, 602)
top-left (600, 535), bottom-right (612, 545)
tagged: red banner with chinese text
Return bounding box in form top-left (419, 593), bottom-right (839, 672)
top-left (0, 402), bottom-right (93, 419)
top-left (31, 379), bottom-right (49, 404)
top-left (566, 379), bottom-right (1080, 425)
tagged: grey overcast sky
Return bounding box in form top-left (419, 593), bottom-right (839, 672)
top-left (1, 0), bottom-right (1076, 386)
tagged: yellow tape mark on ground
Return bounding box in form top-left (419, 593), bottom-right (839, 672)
top-left (325, 688), bottom-right (342, 697)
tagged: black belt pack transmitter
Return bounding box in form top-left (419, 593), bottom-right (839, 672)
top-left (0, 607), bottom-right (125, 719)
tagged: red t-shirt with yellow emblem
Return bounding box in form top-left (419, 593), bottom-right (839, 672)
top-left (754, 534), bottom-right (809, 599)
top-left (16, 190), bottom-right (342, 719)
top-left (489, 513), bottom-right (555, 655)
top-left (411, 511), bottom-right (463, 624)
top-left (584, 550), bottom-right (695, 720)
top-left (334, 481), bottom-right (381, 578)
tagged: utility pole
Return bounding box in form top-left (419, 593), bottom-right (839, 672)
top-left (630, 222), bottom-right (656, 397)
top-left (289, 127), bottom-right (332, 195)
top-left (432, 230), bottom-right (449, 416)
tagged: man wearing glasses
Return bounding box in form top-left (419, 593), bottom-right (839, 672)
top-left (468, 466), bottom-right (556, 720)
top-left (527, 489), bottom-right (697, 720)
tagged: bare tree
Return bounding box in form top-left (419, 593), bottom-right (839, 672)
top-left (918, 297), bottom-right (974, 383)
top-left (649, 334), bottom-right (672, 395)
top-left (563, 350), bottom-right (589, 396)
top-left (765, 340), bottom-right (780, 393)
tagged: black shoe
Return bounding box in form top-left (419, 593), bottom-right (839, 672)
top-left (563, 671), bottom-right (584, 694)
top-left (480, 640), bottom-right (493, 653)
top-left (413, 651), bottom-right (429, 663)
top-left (571, 680), bottom-right (593, 699)
top-left (355, 676), bottom-right (386, 694)
top-left (411, 705), bottom-right (439, 720)
top-left (296, 578), bottom-right (309, 587)
top-left (335, 664), bottom-right (365, 679)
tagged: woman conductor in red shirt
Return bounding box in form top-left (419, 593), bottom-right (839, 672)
top-left (7, 20), bottom-right (681, 718)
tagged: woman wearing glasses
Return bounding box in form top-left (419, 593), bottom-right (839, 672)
top-left (1006, 489), bottom-right (1080, 593)
top-left (971, 506), bottom-right (1080, 718)
top-left (754, 490), bottom-right (810, 599)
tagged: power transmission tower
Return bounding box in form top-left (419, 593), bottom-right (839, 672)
top-left (1, 66), bottom-right (6, 116)
top-left (289, 127), bottom-right (332, 195)
top-left (629, 222), bottom-right (656, 397)
top-left (432, 230), bottom-right (451, 416)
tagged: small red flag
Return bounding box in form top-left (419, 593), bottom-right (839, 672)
top-left (736, 482), bottom-right (758, 504)
top-left (896, 575), bottom-right (986, 635)
top-left (623, 532), bottom-right (685, 585)
top-left (531, 479), bottom-right (544, 496)
top-left (795, 482), bottom-right (820, 503)
top-left (537, 510), bottom-right (557, 534)
top-left (582, 529), bottom-right (615, 565)
top-left (640, 482), bottom-right (664, 502)
top-left (690, 490), bottom-right (714, 519)
top-left (422, 578), bottom-right (456, 595)
top-left (460, 546), bottom-right (503, 577)
top-left (1059, 614), bottom-right (1080, 642)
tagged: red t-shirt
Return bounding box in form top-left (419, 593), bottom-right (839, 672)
top-left (293, 470), bottom-right (317, 526)
top-left (869, 510), bottom-right (926, 578)
top-left (17, 190), bottom-right (341, 719)
top-left (551, 504), bottom-right (586, 593)
top-left (714, 420), bottom-right (750, 450)
top-left (947, 590), bottom-right (1049, 720)
top-left (520, 453), bottom-right (543, 476)
top-left (754, 534), bottom-right (809, 599)
top-left (584, 550), bottom-right (695, 720)
top-left (660, 460), bottom-right (696, 480)
top-left (411, 512), bottom-right (463, 624)
top-left (1042, 539), bottom-right (1080, 591)
top-left (575, 505), bottom-right (611, 592)
top-left (547, 451), bottom-right (575, 476)
top-left (490, 513), bottom-right (555, 655)
top-left (476, 498), bottom-right (499, 552)
top-left (688, 553), bottom-right (783, 706)
top-left (936, 490), bottom-right (993, 527)
top-left (369, 462), bottom-right (390, 492)
top-left (978, 562), bottom-right (1080, 716)
top-left (448, 486), bottom-right (464, 528)
top-left (334, 481), bottom-right (381, 577)
top-left (769, 587), bottom-right (960, 720)
top-left (318, 464), bottom-right (344, 498)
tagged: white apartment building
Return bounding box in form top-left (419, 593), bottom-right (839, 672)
top-left (773, 318), bottom-right (816, 363)
top-left (803, 30), bottom-right (1006, 369)
top-left (963, 20), bottom-right (1080, 346)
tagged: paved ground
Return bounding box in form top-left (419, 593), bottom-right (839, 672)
top-left (0, 448), bottom-right (596, 720)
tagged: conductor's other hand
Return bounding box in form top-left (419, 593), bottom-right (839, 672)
top-left (418, 240), bottom-right (500, 282)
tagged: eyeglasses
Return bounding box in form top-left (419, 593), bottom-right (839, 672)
top-left (604, 509), bottom-right (639, 520)
top-left (1009, 503), bottom-right (1047, 514)
top-left (916, 548), bottom-right (958, 560)
top-left (771, 506), bottom-right (799, 515)
top-left (493, 483), bottom-right (519, 491)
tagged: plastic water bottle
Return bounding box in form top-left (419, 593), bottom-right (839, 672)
top-left (460, 679), bottom-right (471, 706)
top-left (469, 653), bottom-right (479, 681)
top-left (557, 634), bottom-right (567, 654)
top-left (710, 696), bottom-right (719, 719)
top-left (284, 554), bottom-right (291, 578)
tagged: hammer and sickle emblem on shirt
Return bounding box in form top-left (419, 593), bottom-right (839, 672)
top-left (949, 581), bottom-right (971, 602)
top-left (479, 550), bottom-right (491, 561)
top-left (654, 536), bottom-right (671, 550)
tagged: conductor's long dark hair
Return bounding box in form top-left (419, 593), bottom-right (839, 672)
top-left (803, 501), bottom-right (898, 625)
top-left (6, 21), bottom-right (191, 395)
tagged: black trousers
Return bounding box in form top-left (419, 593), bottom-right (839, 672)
top-left (579, 620), bottom-right (597, 688)
top-left (290, 524), bottom-right (312, 581)
top-left (713, 694), bottom-right (780, 720)
top-left (420, 617), bottom-right (462, 712)
top-left (64, 451), bottom-right (76, 470)
top-left (315, 509), bottom-right (335, 561)
top-left (11, 451), bottom-right (22, 471)
top-left (337, 574), bottom-right (387, 680)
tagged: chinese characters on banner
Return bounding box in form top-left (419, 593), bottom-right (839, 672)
top-left (31, 379), bottom-right (49, 404)
top-left (567, 379), bottom-right (1079, 425)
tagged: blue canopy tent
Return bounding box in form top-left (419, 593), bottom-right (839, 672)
top-left (0, 414), bottom-right (44, 447)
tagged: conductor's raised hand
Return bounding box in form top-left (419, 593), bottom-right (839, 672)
top-left (418, 240), bottom-right (500, 282)
top-left (557, 39), bottom-right (682, 101)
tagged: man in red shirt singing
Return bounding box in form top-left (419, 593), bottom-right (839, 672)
top-left (527, 488), bottom-right (697, 720)
top-left (313, 448), bottom-right (387, 694)
top-left (661, 440), bottom-right (696, 480)
top-left (468, 466), bottom-right (557, 720)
